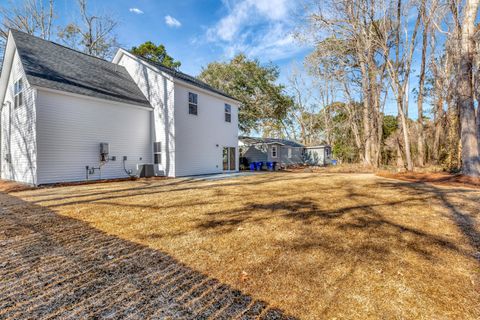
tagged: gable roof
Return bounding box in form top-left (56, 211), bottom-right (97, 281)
top-left (123, 50), bottom-right (239, 102)
top-left (239, 136), bottom-right (305, 148)
top-left (9, 30), bottom-right (151, 108)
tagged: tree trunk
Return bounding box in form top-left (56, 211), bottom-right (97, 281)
top-left (417, 20), bottom-right (428, 167)
top-left (360, 60), bottom-right (372, 166)
top-left (433, 98), bottom-right (444, 163)
top-left (398, 97), bottom-right (413, 171)
top-left (458, 0), bottom-right (480, 176)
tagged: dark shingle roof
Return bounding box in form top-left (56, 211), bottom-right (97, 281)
top-left (11, 30), bottom-right (150, 108)
top-left (239, 136), bottom-right (305, 147)
top-left (131, 53), bottom-right (239, 102)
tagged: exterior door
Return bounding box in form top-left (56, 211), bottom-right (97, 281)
top-left (223, 147), bottom-right (236, 171)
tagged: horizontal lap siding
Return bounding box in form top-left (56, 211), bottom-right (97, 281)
top-left (117, 54), bottom-right (176, 177)
top-left (243, 145), bottom-right (268, 163)
top-left (277, 146), bottom-right (304, 165)
top-left (305, 148), bottom-right (325, 165)
top-left (36, 90), bottom-right (152, 184)
top-left (174, 84), bottom-right (239, 176)
top-left (1, 51), bottom-right (37, 184)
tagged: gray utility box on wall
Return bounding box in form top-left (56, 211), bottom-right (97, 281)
top-left (138, 164), bottom-right (155, 178)
top-left (100, 142), bottom-right (109, 155)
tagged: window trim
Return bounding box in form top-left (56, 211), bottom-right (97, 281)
top-left (224, 104), bottom-right (231, 123)
top-left (271, 145), bottom-right (277, 158)
top-left (153, 142), bottom-right (162, 164)
top-left (188, 92), bottom-right (198, 116)
top-left (14, 78), bottom-right (24, 109)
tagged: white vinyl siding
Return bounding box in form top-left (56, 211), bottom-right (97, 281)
top-left (174, 83), bottom-right (239, 177)
top-left (117, 53), bottom-right (176, 177)
top-left (114, 49), bottom-right (239, 178)
top-left (35, 90), bottom-right (152, 184)
top-left (1, 50), bottom-right (37, 184)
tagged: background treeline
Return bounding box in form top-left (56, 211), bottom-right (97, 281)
top-left (199, 1), bottom-right (480, 177)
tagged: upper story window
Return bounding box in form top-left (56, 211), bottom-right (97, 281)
top-left (14, 78), bottom-right (24, 109)
top-left (188, 92), bottom-right (198, 115)
top-left (153, 142), bottom-right (161, 164)
top-left (225, 104), bottom-right (231, 122)
top-left (271, 145), bottom-right (277, 158)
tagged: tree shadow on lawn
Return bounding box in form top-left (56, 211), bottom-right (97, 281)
top-left (196, 180), bottom-right (480, 264)
top-left (0, 192), bottom-right (296, 320)
top-left (29, 174), bottom-right (309, 208)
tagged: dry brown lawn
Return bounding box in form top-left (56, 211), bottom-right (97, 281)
top-left (4, 172), bottom-right (480, 319)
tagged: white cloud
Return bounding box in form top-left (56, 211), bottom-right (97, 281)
top-left (165, 15), bottom-right (182, 28)
top-left (204, 0), bottom-right (306, 61)
top-left (129, 8), bottom-right (143, 14)
top-left (208, 0), bottom-right (290, 42)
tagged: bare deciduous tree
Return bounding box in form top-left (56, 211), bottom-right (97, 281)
top-left (0, 0), bottom-right (54, 40)
top-left (57, 0), bottom-right (118, 59)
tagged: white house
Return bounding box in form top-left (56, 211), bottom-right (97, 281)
top-left (112, 49), bottom-right (239, 177)
top-left (0, 30), bottom-right (239, 185)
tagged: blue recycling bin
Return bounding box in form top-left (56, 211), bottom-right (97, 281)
top-left (256, 162), bottom-right (264, 171)
top-left (266, 162), bottom-right (273, 170)
top-left (331, 159), bottom-right (338, 166)
top-left (250, 163), bottom-right (256, 171)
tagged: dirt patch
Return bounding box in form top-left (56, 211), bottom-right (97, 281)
top-left (377, 171), bottom-right (480, 189)
top-left (284, 163), bottom-right (375, 174)
top-left (0, 180), bottom-right (34, 193)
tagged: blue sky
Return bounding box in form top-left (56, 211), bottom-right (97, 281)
top-left (49, 0), bottom-right (311, 87)
top-left (1, 0), bottom-right (433, 118)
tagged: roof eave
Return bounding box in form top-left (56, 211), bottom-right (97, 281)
top-left (114, 48), bottom-right (241, 105)
top-left (33, 85), bottom-right (153, 110)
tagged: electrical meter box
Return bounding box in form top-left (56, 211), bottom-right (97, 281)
top-left (100, 143), bottom-right (109, 156)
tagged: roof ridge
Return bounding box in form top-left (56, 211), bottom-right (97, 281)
top-left (10, 29), bottom-right (117, 66)
top-left (126, 51), bottom-right (239, 102)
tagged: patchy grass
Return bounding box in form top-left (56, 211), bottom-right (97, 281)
top-left (7, 173), bottom-right (480, 319)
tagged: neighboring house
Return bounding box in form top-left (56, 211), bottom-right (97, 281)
top-left (239, 136), bottom-right (331, 167)
top-left (113, 49), bottom-right (239, 177)
top-left (304, 146), bottom-right (332, 166)
top-left (0, 30), bottom-right (239, 185)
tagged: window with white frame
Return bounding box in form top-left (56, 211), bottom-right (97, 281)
top-left (153, 142), bottom-right (161, 164)
top-left (188, 92), bottom-right (198, 115)
top-left (224, 104), bottom-right (231, 122)
top-left (288, 148), bottom-right (292, 158)
top-left (14, 78), bottom-right (24, 109)
top-left (271, 145), bottom-right (277, 158)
